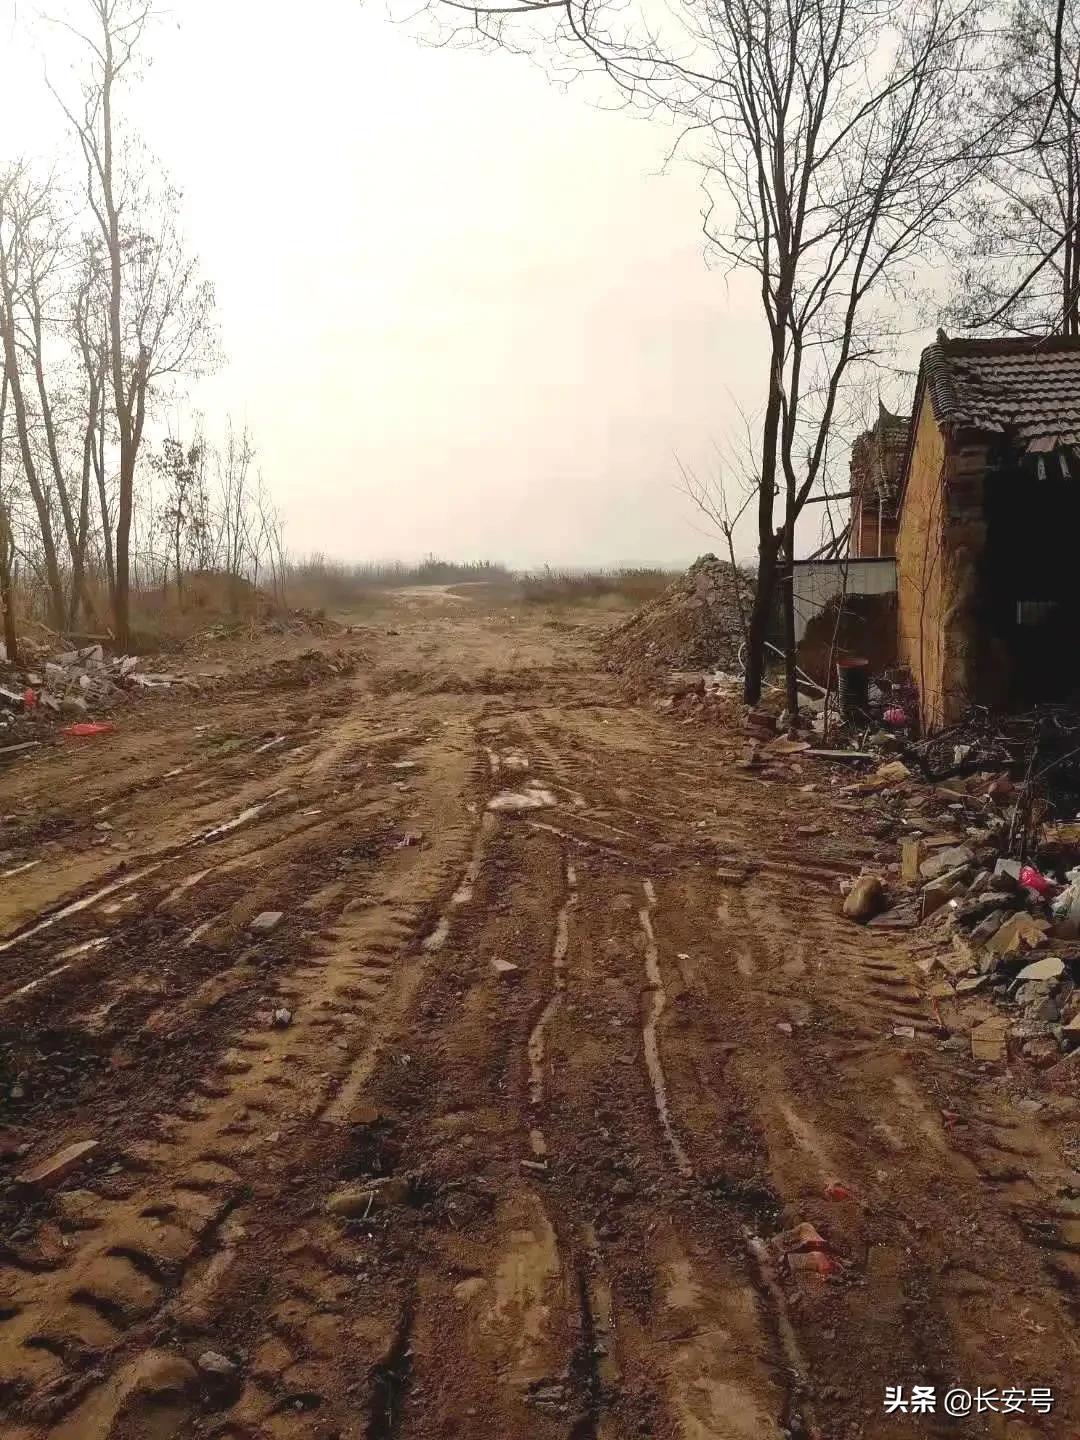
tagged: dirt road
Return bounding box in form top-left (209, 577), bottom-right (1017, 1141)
top-left (1, 597), bottom-right (1077, 1440)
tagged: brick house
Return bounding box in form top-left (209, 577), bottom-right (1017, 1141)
top-left (849, 402), bottom-right (909, 558)
top-left (894, 335), bottom-right (1080, 729)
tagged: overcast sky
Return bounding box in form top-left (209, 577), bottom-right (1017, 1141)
top-left (1, 1), bottom-right (910, 568)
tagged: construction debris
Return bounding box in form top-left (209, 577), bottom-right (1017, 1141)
top-left (16, 1138), bottom-right (100, 1189)
top-left (803, 707), bottom-right (1080, 1067)
top-left (602, 554), bottom-right (752, 678)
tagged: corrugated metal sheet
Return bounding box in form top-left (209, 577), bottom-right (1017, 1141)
top-left (791, 560), bottom-right (896, 642)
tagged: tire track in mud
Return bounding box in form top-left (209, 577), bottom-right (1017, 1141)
top-left (526, 859), bottom-right (577, 1161)
top-left (7, 622), bottom-right (1080, 1438)
top-left (0, 710), bottom-right (483, 1436)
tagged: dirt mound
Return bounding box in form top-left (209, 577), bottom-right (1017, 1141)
top-left (233, 648), bottom-right (359, 691)
top-left (602, 554), bottom-right (751, 675)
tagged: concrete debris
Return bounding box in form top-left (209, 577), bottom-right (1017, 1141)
top-left (1016, 955), bottom-right (1065, 982)
top-left (487, 786), bottom-right (556, 812)
top-left (986, 912), bottom-right (1049, 957)
top-left (919, 845), bottom-right (974, 881)
top-left (13, 642), bottom-right (183, 714)
top-left (197, 1351), bottom-right (237, 1376)
top-left (249, 911), bottom-right (284, 934)
top-left (17, 1138), bottom-right (100, 1189)
top-left (971, 1016), bottom-right (1009, 1063)
top-left (801, 717), bottom-right (1080, 1068)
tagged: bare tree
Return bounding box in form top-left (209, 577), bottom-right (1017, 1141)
top-left (951, 0), bottom-right (1080, 334)
top-left (411, 0), bottom-right (986, 705)
top-left (51, 0), bottom-right (216, 647)
top-left (216, 419), bottom-right (256, 614)
top-left (676, 437), bottom-right (756, 652)
top-left (0, 165), bottom-right (68, 631)
top-left (0, 370), bottom-right (21, 664)
top-left (150, 435), bottom-right (202, 603)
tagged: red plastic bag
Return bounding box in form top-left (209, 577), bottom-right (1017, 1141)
top-left (61, 721), bottom-right (116, 738)
top-left (22, 688), bottom-right (36, 708)
top-left (1019, 864), bottom-right (1053, 896)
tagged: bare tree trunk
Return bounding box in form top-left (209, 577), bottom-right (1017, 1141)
top-left (782, 538), bottom-right (798, 717)
top-left (0, 302), bottom-right (66, 631)
top-left (0, 371), bottom-right (18, 664)
top-left (29, 296), bottom-right (91, 624)
top-left (93, 362), bottom-right (116, 612)
top-left (744, 367), bottom-right (784, 704)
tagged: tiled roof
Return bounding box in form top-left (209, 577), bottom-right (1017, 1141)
top-left (850, 402), bottom-right (910, 503)
top-left (922, 335), bottom-right (1080, 450)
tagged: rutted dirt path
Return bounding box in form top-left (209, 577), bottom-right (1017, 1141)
top-left (1, 599), bottom-right (1077, 1439)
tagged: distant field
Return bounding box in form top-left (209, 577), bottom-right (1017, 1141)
top-left (518, 567), bottom-right (674, 606)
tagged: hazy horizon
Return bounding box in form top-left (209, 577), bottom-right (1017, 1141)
top-left (1, 0), bottom-right (925, 571)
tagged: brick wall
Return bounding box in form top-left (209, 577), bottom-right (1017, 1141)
top-left (896, 396), bottom-right (947, 726)
top-left (896, 398), bottom-right (989, 729)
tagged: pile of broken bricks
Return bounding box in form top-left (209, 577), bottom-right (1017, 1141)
top-left (835, 754), bottom-right (1080, 1068)
top-left (0, 642), bottom-right (188, 720)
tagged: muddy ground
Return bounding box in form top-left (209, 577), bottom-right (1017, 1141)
top-left (0, 588), bottom-right (1077, 1440)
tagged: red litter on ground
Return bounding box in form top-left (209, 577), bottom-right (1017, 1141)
top-left (824, 1180), bottom-right (854, 1201)
top-left (1019, 865), bottom-right (1054, 896)
top-left (61, 722), bottom-right (116, 738)
top-left (23, 689), bottom-right (36, 708)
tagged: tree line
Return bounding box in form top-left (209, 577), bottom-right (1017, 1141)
top-left (0, 0), bottom-right (282, 662)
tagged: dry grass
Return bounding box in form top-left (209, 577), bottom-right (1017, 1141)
top-left (283, 555), bottom-right (511, 611)
top-left (519, 567), bottom-right (674, 607)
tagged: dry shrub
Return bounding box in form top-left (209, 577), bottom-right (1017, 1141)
top-left (520, 567), bottom-right (674, 606)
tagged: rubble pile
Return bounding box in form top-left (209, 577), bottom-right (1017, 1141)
top-left (0, 642), bottom-right (195, 724)
top-left (820, 708), bottom-right (1080, 1069)
top-left (603, 554), bottom-right (752, 679)
top-left (0, 634), bottom-right (358, 734)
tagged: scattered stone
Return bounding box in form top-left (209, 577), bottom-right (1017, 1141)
top-left (955, 975), bottom-right (988, 994)
top-left (920, 845), bottom-right (974, 882)
top-left (921, 876), bottom-right (963, 920)
top-left (970, 908), bottom-right (1008, 945)
top-left (993, 857), bottom-right (1024, 892)
top-left (487, 788), bottom-right (556, 813)
top-left (453, 1277), bottom-right (488, 1302)
top-left (490, 958), bottom-right (519, 975)
top-left (326, 1176), bottom-right (411, 1217)
top-left (901, 838), bottom-right (923, 885)
top-left (17, 1139), bottom-right (99, 1189)
top-left (1017, 955), bottom-right (1065, 982)
top-left (971, 1016), bottom-right (1009, 1063)
top-left (1022, 1035), bottom-right (1061, 1068)
top-left (875, 760), bottom-right (910, 784)
top-left (843, 874), bottom-right (885, 924)
top-left (986, 912), bottom-right (1049, 958)
top-left (249, 911), bottom-right (284, 934)
top-left (271, 1008), bottom-right (292, 1028)
top-left (197, 1352), bottom-right (237, 1377)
